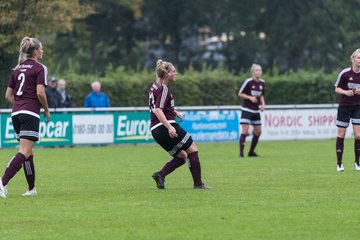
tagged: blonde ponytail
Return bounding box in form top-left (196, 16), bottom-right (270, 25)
top-left (18, 37), bottom-right (41, 64)
top-left (156, 59), bottom-right (173, 80)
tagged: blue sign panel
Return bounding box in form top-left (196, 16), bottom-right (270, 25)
top-left (180, 110), bottom-right (239, 142)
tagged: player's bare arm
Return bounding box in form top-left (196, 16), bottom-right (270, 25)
top-left (37, 84), bottom-right (50, 122)
top-left (5, 87), bottom-right (14, 105)
top-left (174, 110), bottom-right (183, 122)
top-left (335, 87), bottom-right (354, 96)
top-left (154, 108), bottom-right (178, 138)
top-left (260, 96), bottom-right (265, 112)
top-left (239, 92), bottom-right (258, 103)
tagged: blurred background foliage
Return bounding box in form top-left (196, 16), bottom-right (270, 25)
top-left (1, 0), bottom-right (357, 107)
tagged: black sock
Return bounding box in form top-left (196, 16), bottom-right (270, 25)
top-left (336, 137), bottom-right (344, 165)
top-left (2, 152), bottom-right (26, 186)
top-left (249, 134), bottom-right (260, 153)
top-left (239, 134), bottom-right (247, 155)
top-left (23, 155), bottom-right (35, 190)
top-left (188, 152), bottom-right (203, 186)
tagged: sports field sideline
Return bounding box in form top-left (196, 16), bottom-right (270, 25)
top-left (0, 139), bottom-right (359, 240)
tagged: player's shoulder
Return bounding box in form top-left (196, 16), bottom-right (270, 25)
top-left (242, 78), bottom-right (253, 84)
top-left (32, 60), bottom-right (47, 72)
top-left (338, 67), bottom-right (352, 77)
top-left (153, 82), bottom-right (169, 92)
top-left (150, 82), bottom-right (160, 92)
top-left (19, 59), bottom-right (47, 73)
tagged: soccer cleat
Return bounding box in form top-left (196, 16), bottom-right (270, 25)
top-left (22, 188), bottom-right (37, 196)
top-left (248, 152), bottom-right (259, 157)
top-left (354, 162), bottom-right (360, 171)
top-left (0, 179), bottom-right (7, 199)
top-left (4, 185), bottom-right (8, 195)
top-left (337, 164), bottom-right (344, 172)
top-left (194, 184), bottom-right (210, 189)
top-left (239, 152), bottom-right (244, 158)
top-left (152, 172), bottom-right (165, 189)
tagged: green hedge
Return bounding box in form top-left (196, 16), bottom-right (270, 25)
top-left (0, 64), bottom-right (340, 108)
top-left (60, 66), bottom-right (339, 107)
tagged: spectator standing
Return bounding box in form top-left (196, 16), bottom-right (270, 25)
top-left (83, 81), bottom-right (111, 107)
top-left (57, 79), bottom-right (72, 108)
top-left (45, 76), bottom-right (62, 108)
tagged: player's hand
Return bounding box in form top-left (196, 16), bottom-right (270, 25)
top-left (355, 88), bottom-right (360, 95)
top-left (346, 90), bottom-right (355, 96)
top-left (44, 110), bottom-right (51, 122)
top-left (168, 126), bottom-right (178, 138)
top-left (250, 96), bottom-right (258, 103)
top-left (176, 112), bottom-right (183, 122)
top-left (260, 104), bottom-right (265, 112)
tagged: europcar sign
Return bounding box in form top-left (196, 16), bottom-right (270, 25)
top-left (0, 113), bottom-right (72, 147)
top-left (114, 112), bottom-right (153, 143)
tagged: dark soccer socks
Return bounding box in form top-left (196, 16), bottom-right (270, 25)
top-left (240, 134), bottom-right (260, 157)
top-left (249, 135), bottom-right (260, 154)
top-left (2, 152), bottom-right (26, 186)
top-left (159, 157), bottom-right (185, 177)
top-left (188, 151), bottom-right (203, 187)
top-left (23, 155), bottom-right (35, 190)
top-left (239, 134), bottom-right (247, 157)
top-left (336, 137), bottom-right (344, 165)
top-left (354, 139), bottom-right (360, 165)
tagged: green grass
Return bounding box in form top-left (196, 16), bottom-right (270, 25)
top-left (1, 139), bottom-right (360, 239)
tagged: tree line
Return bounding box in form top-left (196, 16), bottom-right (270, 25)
top-left (1, 0), bottom-right (359, 107)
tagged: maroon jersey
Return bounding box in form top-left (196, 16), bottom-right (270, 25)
top-left (149, 82), bottom-right (176, 129)
top-left (239, 78), bottom-right (265, 112)
top-left (8, 59), bottom-right (47, 118)
top-left (334, 67), bottom-right (360, 107)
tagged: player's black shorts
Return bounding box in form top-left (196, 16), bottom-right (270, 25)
top-left (12, 113), bottom-right (40, 142)
top-left (336, 105), bottom-right (360, 128)
top-left (240, 110), bottom-right (261, 125)
top-left (151, 122), bottom-right (193, 156)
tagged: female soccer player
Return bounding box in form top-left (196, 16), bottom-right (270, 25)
top-left (0, 37), bottom-right (50, 198)
top-left (238, 64), bottom-right (266, 157)
top-left (149, 59), bottom-right (209, 189)
top-left (334, 48), bottom-right (360, 172)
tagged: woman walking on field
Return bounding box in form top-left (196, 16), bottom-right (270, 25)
top-left (238, 64), bottom-right (266, 157)
top-left (0, 37), bottom-right (50, 198)
top-left (334, 48), bottom-right (360, 172)
top-left (149, 59), bottom-right (209, 189)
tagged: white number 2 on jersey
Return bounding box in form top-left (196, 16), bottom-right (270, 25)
top-left (16, 72), bottom-right (26, 96)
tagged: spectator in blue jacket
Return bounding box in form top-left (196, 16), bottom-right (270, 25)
top-left (83, 81), bottom-right (111, 108)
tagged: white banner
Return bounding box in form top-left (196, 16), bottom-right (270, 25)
top-left (72, 115), bottom-right (114, 144)
top-left (257, 108), bottom-right (352, 140)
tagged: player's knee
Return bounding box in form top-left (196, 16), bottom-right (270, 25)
top-left (187, 143), bottom-right (198, 153)
top-left (241, 131), bottom-right (249, 136)
top-left (176, 151), bottom-right (188, 160)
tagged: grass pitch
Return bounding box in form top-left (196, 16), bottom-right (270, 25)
top-left (1, 139), bottom-right (360, 240)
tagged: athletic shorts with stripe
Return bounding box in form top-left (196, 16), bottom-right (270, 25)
top-left (12, 113), bottom-right (40, 142)
top-left (151, 122), bottom-right (193, 156)
top-left (336, 105), bottom-right (360, 128)
top-left (240, 110), bottom-right (262, 125)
